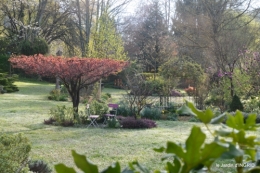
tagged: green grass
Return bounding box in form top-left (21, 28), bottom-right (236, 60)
top-left (0, 79), bottom-right (259, 172)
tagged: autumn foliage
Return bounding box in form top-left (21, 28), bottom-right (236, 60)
top-left (9, 54), bottom-right (128, 113)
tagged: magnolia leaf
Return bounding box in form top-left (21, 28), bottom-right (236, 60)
top-left (165, 141), bottom-right (185, 158)
top-left (55, 164), bottom-right (77, 173)
top-left (201, 142), bottom-right (228, 167)
top-left (186, 101), bottom-right (203, 116)
top-left (186, 101), bottom-right (213, 124)
top-left (201, 108), bottom-right (214, 124)
top-left (244, 149), bottom-right (257, 162)
top-left (245, 114), bottom-right (257, 131)
top-left (185, 126), bottom-right (206, 165)
top-left (177, 104), bottom-right (196, 116)
top-left (226, 111), bottom-right (245, 130)
top-left (234, 131), bottom-right (257, 147)
top-left (72, 150), bottom-right (98, 173)
top-left (166, 157), bottom-right (182, 173)
top-left (215, 128), bottom-right (233, 137)
top-left (101, 162), bottom-right (121, 173)
top-left (210, 113), bottom-right (226, 124)
top-left (221, 144), bottom-right (244, 159)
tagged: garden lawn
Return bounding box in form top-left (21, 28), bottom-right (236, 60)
top-left (0, 79), bottom-right (259, 173)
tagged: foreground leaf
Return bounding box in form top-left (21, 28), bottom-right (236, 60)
top-left (55, 164), bottom-right (77, 173)
top-left (72, 150), bottom-right (99, 173)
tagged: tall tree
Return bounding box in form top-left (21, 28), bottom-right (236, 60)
top-left (123, 1), bottom-right (172, 78)
top-left (9, 54), bottom-right (128, 114)
top-left (88, 10), bottom-right (127, 60)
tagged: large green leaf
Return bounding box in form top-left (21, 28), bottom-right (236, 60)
top-left (165, 142), bottom-right (185, 158)
top-left (166, 157), bottom-right (182, 173)
top-left (231, 130), bottom-right (257, 147)
top-left (72, 150), bottom-right (99, 173)
top-left (55, 164), bottom-right (77, 173)
top-left (200, 142), bottom-right (228, 167)
top-left (226, 111), bottom-right (244, 130)
top-left (185, 126), bottom-right (206, 165)
top-left (221, 143), bottom-right (244, 159)
top-left (186, 101), bottom-right (214, 124)
top-left (177, 104), bottom-right (196, 116)
top-left (245, 114), bottom-right (257, 130)
top-left (210, 113), bottom-right (226, 124)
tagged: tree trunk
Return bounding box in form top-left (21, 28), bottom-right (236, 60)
top-left (229, 77), bottom-right (234, 97)
top-left (70, 89), bottom-right (80, 117)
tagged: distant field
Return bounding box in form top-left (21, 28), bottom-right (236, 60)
top-left (0, 79), bottom-right (258, 172)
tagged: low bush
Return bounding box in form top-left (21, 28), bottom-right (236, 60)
top-left (140, 107), bottom-right (161, 120)
top-left (119, 117), bottom-right (156, 129)
top-left (117, 104), bottom-right (130, 117)
top-left (0, 73), bottom-right (19, 93)
top-left (89, 100), bottom-right (108, 116)
top-left (47, 105), bottom-right (75, 127)
top-left (48, 89), bottom-right (68, 101)
top-left (28, 159), bottom-right (52, 173)
top-left (107, 118), bottom-right (121, 128)
top-left (46, 105), bottom-right (93, 127)
top-left (0, 133), bottom-right (31, 173)
top-left (166, 112), bottom-right (178, 121)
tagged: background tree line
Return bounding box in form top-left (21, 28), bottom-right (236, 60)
top-left (1, 0), bottom-right (260, 111)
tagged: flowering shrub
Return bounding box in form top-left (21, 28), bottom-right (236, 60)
top-left (242, 97), bottom-right (260, 114)
top-left (184, 86), bottom-right (195, 96)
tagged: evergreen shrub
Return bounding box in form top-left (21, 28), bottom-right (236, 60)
top-left (0, 133), bottom-right (31, 173)
top-left (230, 94), bottom-right (244, 112)
top-left (0, 73), bottom-right (19, 93)
top-left (0, 54), bottom-right (10, 72)
top-left (28, 159), bottom-right (52, 173)
top-left (140, 107), bottom-right (161, 120)
top-left (20, 38), bottom-right (49, 55)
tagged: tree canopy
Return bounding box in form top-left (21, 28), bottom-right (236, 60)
top-left (9, 54), bottom-right (128, 113)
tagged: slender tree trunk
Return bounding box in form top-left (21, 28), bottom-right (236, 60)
top-left (76, 0), bottom-right (86, 57)
top-left (85, 0), bottom-right (90, 54)
top-left (72, 90), bottom-right (80, 114)
top-left (230, 77), bottom-right (234, 97)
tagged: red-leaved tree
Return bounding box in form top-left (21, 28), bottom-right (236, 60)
top-left (9, 54), bottom-right (128, 114)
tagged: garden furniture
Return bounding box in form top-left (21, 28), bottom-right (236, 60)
top-left (103, 103), bottom-right (118, 124)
